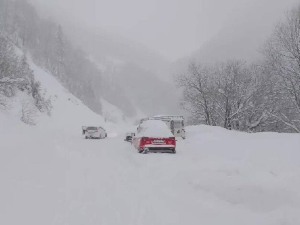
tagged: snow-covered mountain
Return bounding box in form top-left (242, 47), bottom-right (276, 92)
top-left (1, 50), bottom-right (130, 132)
top-left (63, 24), bottom-right (181, 117)
top-left (30, 0), bottom-right (181, 118)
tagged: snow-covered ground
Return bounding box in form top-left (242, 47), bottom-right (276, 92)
top-left (1, 116), bottom-right (300, 225)
top-left (1, 59), bottom-right (300, 225)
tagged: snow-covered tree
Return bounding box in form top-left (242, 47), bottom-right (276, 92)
top-left (0, 31), bottom-right (52, 120)
top-left (262, 4), bottom-right (300, 133)
top-left (177, 60), bottom-right (282, 132)
top-left (176, 62), bottom-right (215, 126)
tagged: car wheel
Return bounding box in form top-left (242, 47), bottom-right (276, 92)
top-left (172, 149), bottom-right (176, 154)
top-left (85, 136), bottom-right (88, 139)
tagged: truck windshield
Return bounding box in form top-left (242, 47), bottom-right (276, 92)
top-left (174, 121), bottom-right (183, 128)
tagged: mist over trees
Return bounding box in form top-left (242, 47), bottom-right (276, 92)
top-left (0, 0), bottom-right (103, 114)
top-left (0, 0), bottom-right (179, 119)
top-left (262, 4), bottom-right (300, 132)
top-left (0, 0), bottom-right (141, 118)
top-left (177, 4), bottom-right (300, 133)
top-left (61, 16), bottom-right (180, 117)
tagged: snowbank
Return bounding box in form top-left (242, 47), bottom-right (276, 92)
top-left (1, 120), bottom-right (300, 225)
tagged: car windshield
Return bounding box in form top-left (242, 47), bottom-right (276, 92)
top-left (87, 127), bottom-right (97, 130)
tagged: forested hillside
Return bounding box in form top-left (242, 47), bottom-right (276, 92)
top-left (0, 0), bottom-right (182, 119)
top-left (0, 30), bottom-right (51, 124)
top-left (30, 0), bottom-right (181, 117)
top-left (0, 0), bottom-right (141, 118)
top-left (176, 4), bottom-right (300, 133)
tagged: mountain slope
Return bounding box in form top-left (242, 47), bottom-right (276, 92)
top-left (29, 0), bottom-right (180, 117)
top-left (64, 24), bottom-right (180, 117)
top-left (4, 53), bottom-right (127, 132)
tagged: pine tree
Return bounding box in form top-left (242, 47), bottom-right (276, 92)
top-left (55, 25), bottom-right (65, 79)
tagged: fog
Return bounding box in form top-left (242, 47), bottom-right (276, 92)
top-left (30, 0), bottom-right (299, 61)
top-left (22, 0), bottom-right (300, 118)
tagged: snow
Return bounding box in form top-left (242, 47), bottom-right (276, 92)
top-left (137, 120), bottom-right (174, 138)
top-left (1, 118), bottom-right (300, 225)
top-left (1, 59), bottom-right (300, 225)
top-left (88, 55), bottom-right (125, 73)
top-left (101, 98), bottom-right (144, 125)
top-left (27, 58), bottom-right (131, 137)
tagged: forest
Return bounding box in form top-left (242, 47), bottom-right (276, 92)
top-left (177, 5), bottom-right (300, 133)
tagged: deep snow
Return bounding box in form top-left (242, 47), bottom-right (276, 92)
top-left (1, 117), bottom-right (300, 225)
top-left (1, 58), bottom-right (300, 225)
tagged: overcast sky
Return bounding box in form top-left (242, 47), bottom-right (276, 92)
top-left (31, 0), bottom-right (298, 61)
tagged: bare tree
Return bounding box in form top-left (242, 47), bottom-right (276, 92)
top-left (176, 62), bottom-right (215, 126)
top-left (262, 4), bottom-right (300, 132)
top-left (177, 60), bottom-right (276, 132)
top-left (215, 61), bottom-right (275, 131)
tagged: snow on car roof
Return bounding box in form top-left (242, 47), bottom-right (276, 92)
top-left (137, 120), bottom-right (174, 138)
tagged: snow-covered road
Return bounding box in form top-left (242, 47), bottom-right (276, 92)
top-left (1, 123), bottom-right (300, 225)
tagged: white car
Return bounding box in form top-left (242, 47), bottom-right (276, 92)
top-left (82, 126), bottom-right (107, 139)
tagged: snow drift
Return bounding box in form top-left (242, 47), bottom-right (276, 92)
top-left (1, 119), bottom-right (300, 225)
